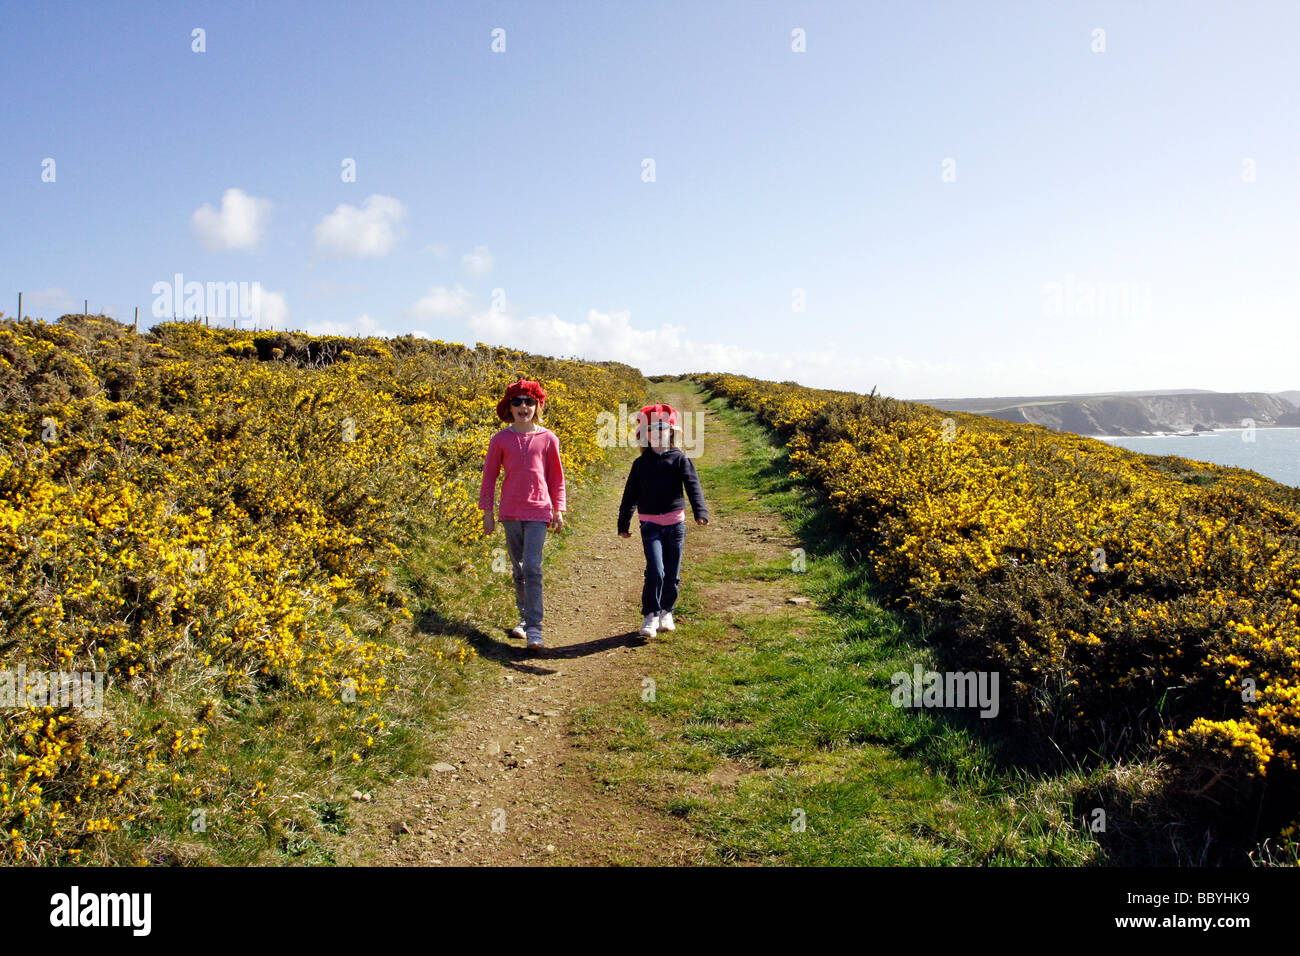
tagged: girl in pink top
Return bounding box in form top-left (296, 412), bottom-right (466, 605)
top-left (479, 379), bottom-right (566, 650)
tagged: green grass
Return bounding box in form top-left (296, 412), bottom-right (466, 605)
top-left (570, 380), bottom-right (1106, 865)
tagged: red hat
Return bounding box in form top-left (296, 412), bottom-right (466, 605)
top-left (638, 403), bottom-right (678, 426)
top-left (497, 378), bottom-right (547, 422)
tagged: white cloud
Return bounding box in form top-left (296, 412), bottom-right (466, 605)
top-left (192, 188), bottom-right (272, 252)
top-left (295, 312), bottom-right (393, 338)
top-left (248, 286), bottom-right (290, 328)
top-left (464, 308), bottom-right (955, 394)
top-left (20, 287), bottom-right (77, 316)
top-left (407, 284), bottom-right (474, 320)
top-left (424, 242), bottom-right (448, 258)
top-left (313, 194), bottom-right (406, 257)
top-left (460, 245), bottom-right (493, 275)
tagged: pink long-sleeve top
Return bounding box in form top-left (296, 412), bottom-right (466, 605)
top-left (478, 426), bottom-right (567, 522)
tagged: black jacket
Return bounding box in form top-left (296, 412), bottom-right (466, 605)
top-left (617, 447), bottom-right (708, 534)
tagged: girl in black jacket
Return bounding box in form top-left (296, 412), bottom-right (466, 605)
top-left (617, 403), bottom-right (709, 636)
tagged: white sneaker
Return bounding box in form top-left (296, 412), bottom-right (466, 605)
top-left (638, 614), bottom-right (659, 637)
top-left (510, 621), bottom-right (527, 640)
top-left (526, 628), bottom-right (544, 649)
top-left (658, 611), bottom-right (675, 632)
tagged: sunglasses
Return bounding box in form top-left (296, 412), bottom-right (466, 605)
top-left (510, 396), bottom-right (537, 407)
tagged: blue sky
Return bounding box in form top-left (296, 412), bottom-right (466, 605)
top-left (3, 0), bottom-right (1297, 400)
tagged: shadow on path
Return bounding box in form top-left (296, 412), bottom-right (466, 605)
top-left (421, 608), bottom-right (649, 675)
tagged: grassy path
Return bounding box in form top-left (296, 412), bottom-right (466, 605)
top-left (325, 384), bottom-right (713, 865)
top-left (573, 382), bottom-right (1101, 864)
top-left (330, 380), bottom-right (1100, 865)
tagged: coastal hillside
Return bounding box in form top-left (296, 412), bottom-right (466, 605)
top-left (917, 390), bottom-right (1300, 436)
top-left (0, 312), bottom-right (645, 864)
top-left (692, 371), bottom-right (1300, 861)
top-left (5, 312), bottom-right (1296, 867)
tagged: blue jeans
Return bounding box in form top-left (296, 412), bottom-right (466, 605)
top-left (503, 520), bottom-right (547, 634)
top-left (640, 520), bottom-right (685, 615)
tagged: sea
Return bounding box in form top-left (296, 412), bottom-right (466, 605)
top-left (1090, 427), bottom-right (1300, 490)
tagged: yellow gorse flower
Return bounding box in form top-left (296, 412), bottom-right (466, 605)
top-left (695, 371), bottom-right (1300, 834)
top-left (0, 314), bottom-right (646, 864)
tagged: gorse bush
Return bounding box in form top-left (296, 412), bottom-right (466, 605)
top-left (0, 313), bottom-right (644, 863)
top-left (694, 372), bottom-right (1300, 847)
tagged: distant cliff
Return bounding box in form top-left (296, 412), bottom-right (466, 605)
top-left (914, 390), bottom-right (1300, 437)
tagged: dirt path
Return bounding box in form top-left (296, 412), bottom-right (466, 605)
top-left (327, 382), bottom-right (783, 866)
